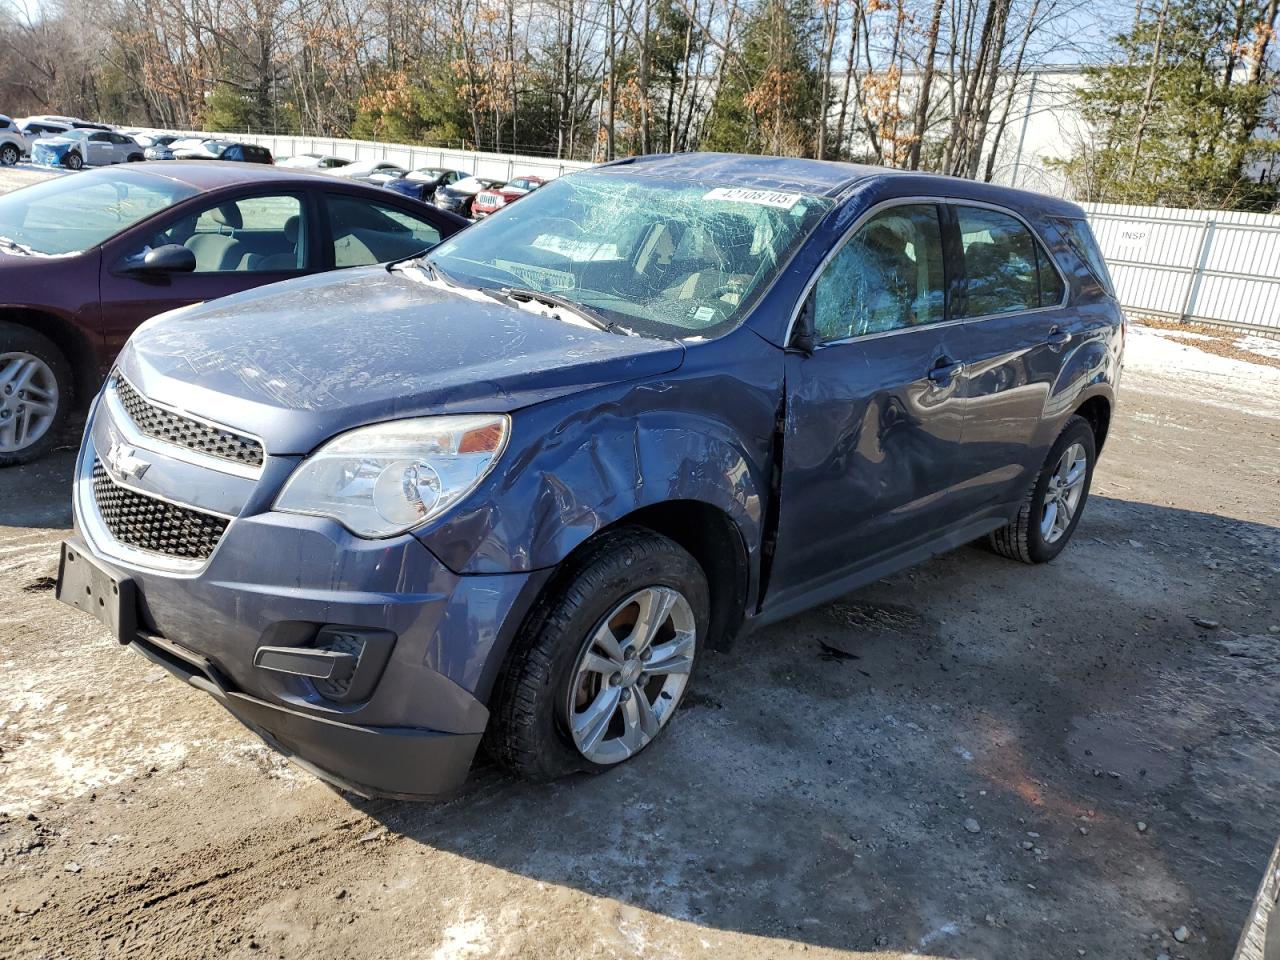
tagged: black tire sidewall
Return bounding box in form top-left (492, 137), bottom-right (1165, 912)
top-left (0, 322), bottom-right (74, 466)
top-left (0, 145), bottom-right (17, 165)
top-left (494, 530), bottom-right (710, 780)
top-left (1025, 419), bottom-right (1096, 563)
top-left (66, 152), bottom-right (82, 170)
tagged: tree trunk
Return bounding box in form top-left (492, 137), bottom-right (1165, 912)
top-left (906, 0), bottom-right (944, 170)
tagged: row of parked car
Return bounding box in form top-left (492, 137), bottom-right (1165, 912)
top-left (1, 113), bottom-right (549, 219)
top-left (282, 154), bottom-right (547, 217)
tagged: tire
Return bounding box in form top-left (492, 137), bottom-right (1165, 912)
top-left (486, 527), bottom-right (709, 782)
top-left (127, 154), bottom-right (144, 162)
top-left (64, 151), bottom-right (83, 170)
top-left (989, 414), bottom-right (1096, 564)
top-left (0, 144), bottom-right (18, 166)
top-left (0, 322), bottom-right (74, 467)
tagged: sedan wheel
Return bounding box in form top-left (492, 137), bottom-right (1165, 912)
top-left (64, 152), bottom-right (83, 170)
top-left (1040, 442), bottom-right (1087, 544)
top-left (0, 351), bottom-right (61, 457)
top-left (0, 144), bottom-right (18, 166)
top-left (567, 586), bottom-right (697, 765)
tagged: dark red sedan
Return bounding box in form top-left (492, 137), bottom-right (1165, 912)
top-left (471, 176), bottom-right (546, 219)
top-left (0, 162), bottom-right (467, 464)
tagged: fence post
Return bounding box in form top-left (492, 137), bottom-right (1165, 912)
top-left (1179, 220), bottom-right (1216, 322)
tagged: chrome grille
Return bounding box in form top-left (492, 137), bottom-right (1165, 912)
top-left (91, 461), bottom-right (228, 560)
top-left (111, 375), bottom-right (264, 468)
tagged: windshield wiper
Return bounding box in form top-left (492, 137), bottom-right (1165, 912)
top-left (496, 287), bottom-right (618, 333)
top-left (388, 254), bottom-right (473, 289)
top-left (0, 235), bottom-right (35, 256)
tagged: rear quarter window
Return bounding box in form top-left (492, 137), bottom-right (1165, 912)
top-left (1056, 218), bottom-right (1115, 298)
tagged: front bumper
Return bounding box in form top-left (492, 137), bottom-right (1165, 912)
top-left (62, 389), bottom-right (545, 799)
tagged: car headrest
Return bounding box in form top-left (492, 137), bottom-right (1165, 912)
top-left (210, 203), bottom-right (243, 230)
top-left (282, 215), bottom-right (299, 244)
top-left (703, 214), bottom-right (756, 262)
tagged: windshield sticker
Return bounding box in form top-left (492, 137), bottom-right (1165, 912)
top-left (531, 235), bottom-right (620, 262)
top-left (493, 260), bottom-right (576, 292)
top-left (703, 187), bottom-right (802, 210)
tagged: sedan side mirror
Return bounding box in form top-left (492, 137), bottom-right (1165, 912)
top-left (125, 244), bottom-right (196, 275)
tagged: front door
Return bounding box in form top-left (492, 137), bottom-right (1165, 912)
top-left (98, 191), bottom-right (313, 358)
top-left (766, 202), bottom-right (968, 610)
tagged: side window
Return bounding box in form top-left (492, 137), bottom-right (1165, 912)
top-left (813, 203), bottom-right (946, 343)
top-left (90, 133), bottom-right (111, 143)
top-left (110, 133), bottom-right (130, 145)
top-left (957, 207), bottom-right (1062, 316)
top-left (1037, 243), bottom-right (1066, 305)
top-left (325, 195), bottom-right (442, 267)
top-left (152, 194), bottom-right (306, 273)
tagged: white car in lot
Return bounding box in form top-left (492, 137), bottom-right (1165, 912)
top-left (326, 159), bottom-right (408, 183)
top-left (0, 115), bottom-right (29, 165)
top-left (31, 129), bottom-right (144, 169)
top-left (279, 153), bottom-right (351, 170)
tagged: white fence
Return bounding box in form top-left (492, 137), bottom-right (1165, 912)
top-left (1081, 202), bottom-right (1280, 336)
top-left (168, 130), bottom-right (594, 183)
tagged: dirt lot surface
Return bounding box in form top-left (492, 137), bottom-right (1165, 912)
top-left (1, 258), bottom-right (1278, 957)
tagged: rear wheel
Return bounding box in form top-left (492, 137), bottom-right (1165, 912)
top-left (127, 153), bottom-right (144, 162)
top-left (989, 415), bottom-right (1095, 564)
top-left (487, 528), bottom-right (708, 781)
top-left (0, 144), bottom-right (18, 166)
top-left (0, 323), bottom-right (72, 467)
top-left (64, 151), bottom-right (83, 171)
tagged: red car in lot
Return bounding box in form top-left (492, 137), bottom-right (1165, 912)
top-left (471, 176), bottom-right (546, 218)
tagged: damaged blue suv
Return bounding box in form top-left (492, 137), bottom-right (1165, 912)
top-left (57, 153), bottom-right (1122, 798)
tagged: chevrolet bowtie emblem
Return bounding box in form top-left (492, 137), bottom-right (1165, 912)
top-left (105, 441), bottom-right (150, 482)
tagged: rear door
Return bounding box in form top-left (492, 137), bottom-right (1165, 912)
top-left (320, 192), bottom-right (456, 268)
top-left (765, 201), bottom-right (968, 610)
top-left (86, 133), bottom-right (114, 166)
top-left (945, 202), bottom-right (1076, 515)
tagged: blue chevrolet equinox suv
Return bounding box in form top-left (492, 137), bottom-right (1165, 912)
top-left (57, 153), bottom-right (1123, 799)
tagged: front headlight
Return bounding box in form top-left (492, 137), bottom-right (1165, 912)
top-left (274, 415), bottom-right (509, 538)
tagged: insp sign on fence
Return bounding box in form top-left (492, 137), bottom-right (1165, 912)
top-left (1081, 202), bottom-right (1280, 337)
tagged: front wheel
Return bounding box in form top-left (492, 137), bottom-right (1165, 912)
top-left (989, 414), bottom-right (1096, 564)
top-left (64, 151), bottom-right (83, 170)
top-left (487, 527), bottom-right (708, 781)
top-left (0, 144), bottom-right (18, 166)
top-left (0, 322), bottom-right (73, 467)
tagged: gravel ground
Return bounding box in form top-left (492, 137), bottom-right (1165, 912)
top-left (0, 174), bottom-right (1277, 959)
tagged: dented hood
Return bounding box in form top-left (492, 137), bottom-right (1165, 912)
top-left (117, 266), bottom-right (685, 455)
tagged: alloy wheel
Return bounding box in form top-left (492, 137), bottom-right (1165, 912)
top-left (0, 352), bottom-right (60, 454)
top-left (1041, 441), bottom-right (1087, 544)
top-left (66, 153), bottom-right (82, 170)
top-left (567, 586), bottom-right (697, 765)
top-left (0, 145), bottom-right (17, 166)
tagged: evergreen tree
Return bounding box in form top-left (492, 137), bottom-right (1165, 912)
top-left (703, 0), bottom-right (827, 156)
top-left (1059, 0), bottom-right (1279, 210)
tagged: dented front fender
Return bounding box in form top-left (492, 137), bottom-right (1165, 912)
top-left (414, 329), bottom-right (784, 577)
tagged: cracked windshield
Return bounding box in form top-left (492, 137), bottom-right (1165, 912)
top-left (427, 171), bottom-right (833, 338)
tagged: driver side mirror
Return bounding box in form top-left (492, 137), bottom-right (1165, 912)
top-left (123, 243), bottom-right (196, 276)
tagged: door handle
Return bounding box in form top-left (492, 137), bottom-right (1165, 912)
top-left (928, 357), bottom-right (965, 385)
top-left (1046, 327), bottom-right (1072, 348)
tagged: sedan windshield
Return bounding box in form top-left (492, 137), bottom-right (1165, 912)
top-left (428, 171), bottom-right (833, 338)
top-left (0, 170), bottom-right (198, 256)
